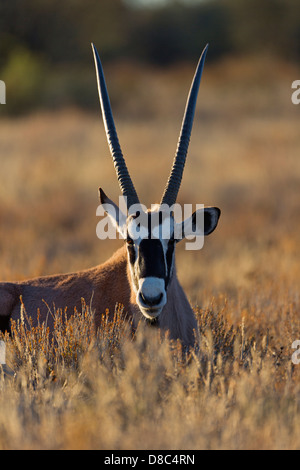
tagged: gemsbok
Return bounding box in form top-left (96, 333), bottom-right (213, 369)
top-left (0, 44), bottom-right (220, 347)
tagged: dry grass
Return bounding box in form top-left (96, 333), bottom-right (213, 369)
top-left (0, 56), bottom-right (299, 449)
top-left (1, 301), bottom-right (300, 450)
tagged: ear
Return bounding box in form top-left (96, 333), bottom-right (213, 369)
top-left (99, 188), bottom-right (127, 239)
top-left (178, 207), bottom-right (221, 240)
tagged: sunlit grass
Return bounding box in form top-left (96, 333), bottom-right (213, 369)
top-left (0, 292), bottom-right (299, 450)
top-left (0, 57), bottom-right (299, 449)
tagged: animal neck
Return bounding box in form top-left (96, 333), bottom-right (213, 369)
top-left (124, 251), bottom-right (197, 347)
top-left (159, 269), bottom-right (198, 347)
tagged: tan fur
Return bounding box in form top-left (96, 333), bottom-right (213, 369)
top-left (127, 256), bottom-right (198, 345)
top-left (0, 244), bottom-right (198, 346)
top-left (0, 246), bottom-right (129, 329)
top-left (159, 272), bottom-right (198, 346)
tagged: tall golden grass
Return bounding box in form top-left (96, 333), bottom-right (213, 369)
top-left (0, 56), bottom-right (299, 449)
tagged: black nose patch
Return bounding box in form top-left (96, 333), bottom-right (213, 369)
top-left (138, 239), bottom-right (166, 279)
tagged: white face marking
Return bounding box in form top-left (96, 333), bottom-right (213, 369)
top-left (126, 210), bottom-right (176, 320)
top-left (137, 277), bottom-right (167, 319)
top-left (127, 219), bottom-right (148, 242)
top-left (138, 277), bottom-right (165, 298)
top-left (127, 212), bottom-right (174, 243)
top-left (152, 216), bottom-right (174, 240)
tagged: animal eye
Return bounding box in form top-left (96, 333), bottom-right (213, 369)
top-left (126, 238), bottom-right (134, 246)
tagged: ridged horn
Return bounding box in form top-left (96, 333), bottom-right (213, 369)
top-left (160, 44), bottom-right (208, 207)
top-left (92, 43), bottom-right (139, 209)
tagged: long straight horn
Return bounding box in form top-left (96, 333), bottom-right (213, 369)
top-left (91, 43), bottom-right (139, 209)
top-left (160, 44), bottom-right (209, 207)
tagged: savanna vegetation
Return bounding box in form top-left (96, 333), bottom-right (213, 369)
top-left (0, 0), bottom-right (299, 451)
top-left (0, 53), bottom-right (299, 448)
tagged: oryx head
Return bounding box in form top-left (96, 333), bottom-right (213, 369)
top-left (92, 44), bottom-right (220, 320)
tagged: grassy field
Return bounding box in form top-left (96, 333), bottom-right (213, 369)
top-left (0, 56), bottom-right (299, 449)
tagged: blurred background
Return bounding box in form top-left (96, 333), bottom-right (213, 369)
top-left (0, 0), bottom-right (299, 321)
top-left (0, 0), bottom-right (300, 114)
